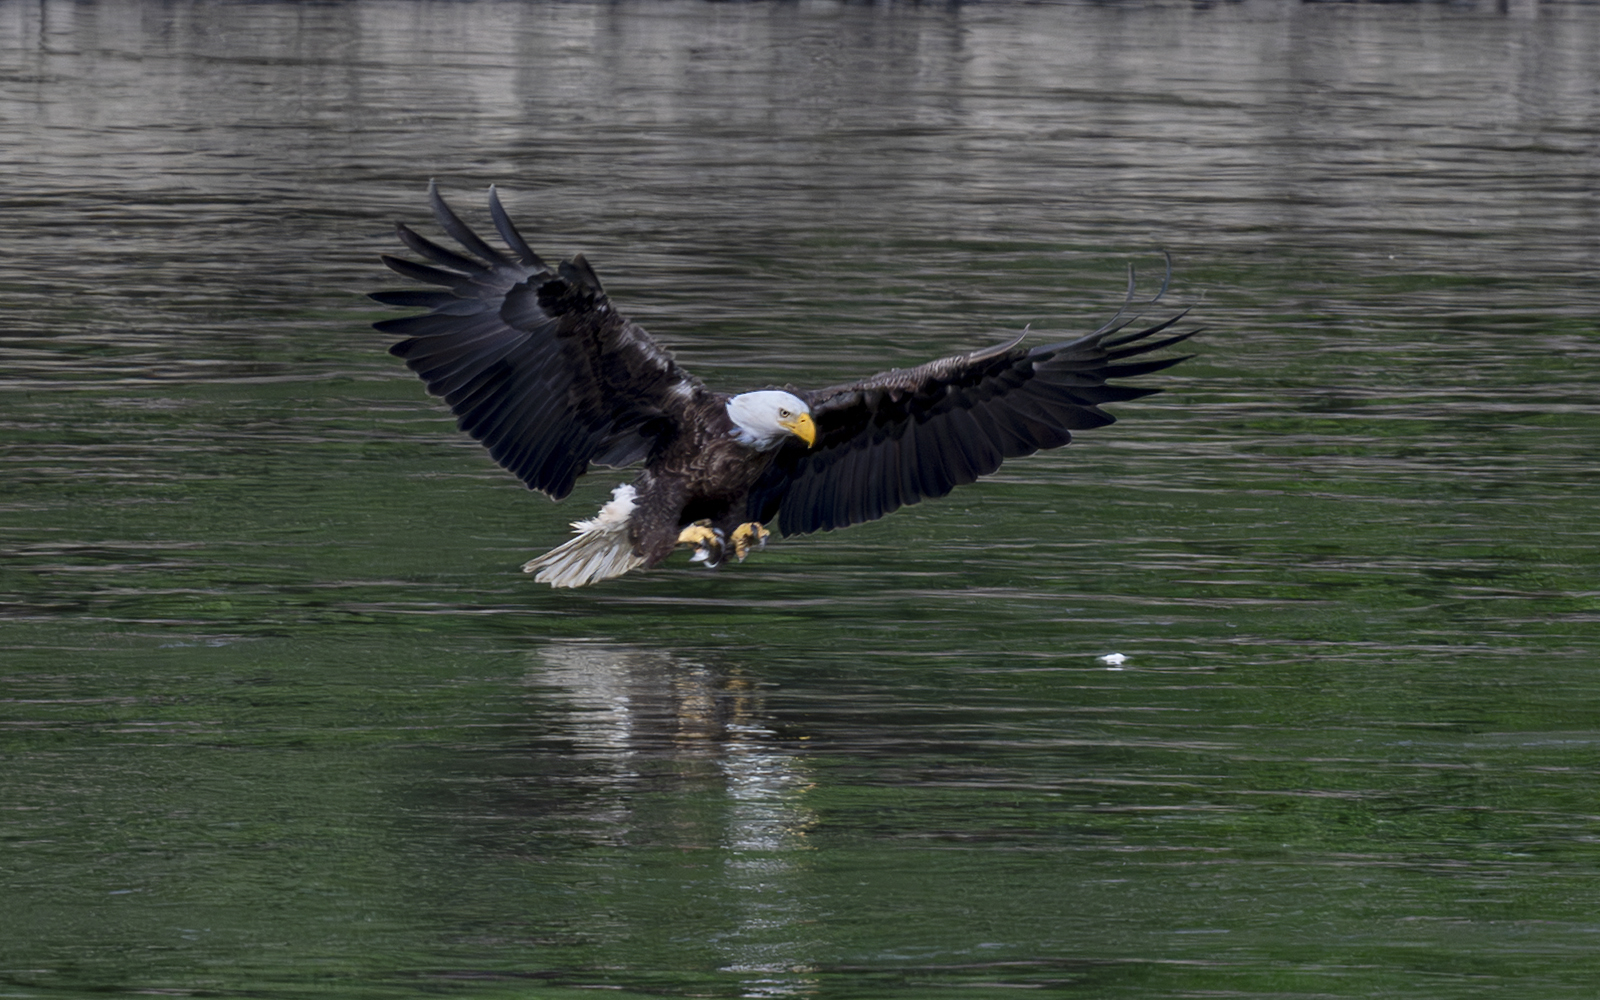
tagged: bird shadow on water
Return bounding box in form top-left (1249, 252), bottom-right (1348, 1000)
top-left (397, 638), bottom-right (831, 995)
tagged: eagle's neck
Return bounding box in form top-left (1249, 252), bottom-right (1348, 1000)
top-left (728, 422), bottom-right (786, 451)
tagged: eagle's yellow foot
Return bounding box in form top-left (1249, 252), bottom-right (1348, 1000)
top-left (730, 522), bottom-right (770, 562)
top-left (676, 521), bottom-right (727, 568)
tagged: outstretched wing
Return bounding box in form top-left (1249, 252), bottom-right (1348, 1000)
top-left (372, 182), bottom-right (700, 500)
top-left (745, 309), bottom-right (1197, 537)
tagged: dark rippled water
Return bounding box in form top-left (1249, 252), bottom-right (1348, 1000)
top-left (4, 2), bottom-right (1600, 997)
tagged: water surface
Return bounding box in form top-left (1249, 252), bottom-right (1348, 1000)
top-left (4, 1), bottom-right (1600, 997)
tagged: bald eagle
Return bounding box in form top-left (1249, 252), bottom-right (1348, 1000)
top-left (373, 184), bottom-right (1197, 588)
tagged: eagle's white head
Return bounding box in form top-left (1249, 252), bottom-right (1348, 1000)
top-left (726, 390), bottom-right (817, 451)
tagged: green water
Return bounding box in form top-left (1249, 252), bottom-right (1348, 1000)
top-left (5, 1), bottom-right (1600, 997)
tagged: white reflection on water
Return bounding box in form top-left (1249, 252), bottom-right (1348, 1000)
top-left (529, 641), bottom-right (820, 992)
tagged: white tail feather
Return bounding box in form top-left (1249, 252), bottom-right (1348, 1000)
top-left (522, 485), bottom-right (646, 588)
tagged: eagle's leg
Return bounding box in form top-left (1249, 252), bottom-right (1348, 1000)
top-left (676, 521), bottom-right (727, 567)
top-left (730, 522), bottom-right (769, 562)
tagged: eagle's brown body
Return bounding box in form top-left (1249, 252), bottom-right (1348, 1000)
top-left (628, 393), bottom-right (766, 566)
top-left (374, 184), bottom-right (1199, 587)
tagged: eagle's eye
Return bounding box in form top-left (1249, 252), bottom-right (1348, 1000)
top-left (778, 408), bottom-right (791, 419)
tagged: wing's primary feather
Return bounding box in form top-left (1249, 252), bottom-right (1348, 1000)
top-left (746, 312), bottom-right (1196, 537)
top-left (372, 182), bottom-right (700, 500)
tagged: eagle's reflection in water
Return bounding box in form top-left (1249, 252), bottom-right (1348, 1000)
top-left (527, 641), bottom-right (820, 994)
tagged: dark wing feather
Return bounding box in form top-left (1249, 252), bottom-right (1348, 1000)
top-left (372, 182), bottom-right (701, 499)
top-left (746, 313), bottom-right (1196, 537)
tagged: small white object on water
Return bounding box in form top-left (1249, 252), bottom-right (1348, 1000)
top-left (1098, 653), bottom-right (1128, 669)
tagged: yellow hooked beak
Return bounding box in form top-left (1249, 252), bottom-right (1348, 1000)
top-left (781, 412), bottom-right (817, 448)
